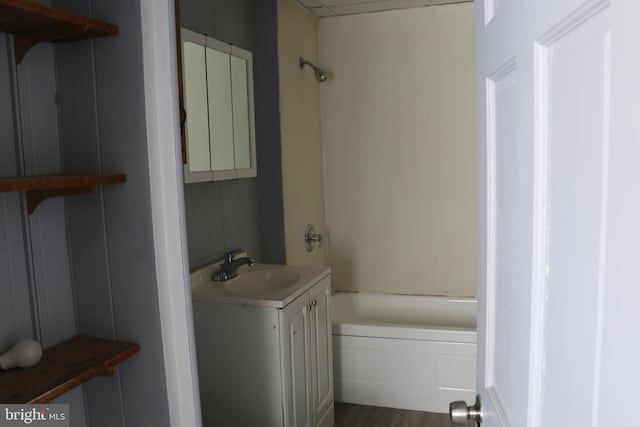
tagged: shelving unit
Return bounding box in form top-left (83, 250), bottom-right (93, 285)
top-left (0, 0), bottom-right (118, 63)
top-left (0, 4), bottom-right (136, 408)
top-left (0, 1), bottom-right (125, 214)
top-left (0, 174), bottom-right (127, 214)
top-left (0, 336), bottom-right (139, 403)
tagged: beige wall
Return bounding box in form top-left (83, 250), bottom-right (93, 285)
top-left (318, 4), bottom-right (477, 296)
top-left (277, 0), bottom-right (328, 266)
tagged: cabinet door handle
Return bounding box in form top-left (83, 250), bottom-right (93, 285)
top-left (311, 300), bottom-right (317, 307)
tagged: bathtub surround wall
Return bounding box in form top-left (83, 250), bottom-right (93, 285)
top-left (180, 0), bottom-right (286, 269)
top-left (319, 4), bottom-right (477, 297)
top-left (277, 0), bottom-right (328, 266)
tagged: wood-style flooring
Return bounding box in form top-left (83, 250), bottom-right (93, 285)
top-left (334, 402), bottom-right (472, 427)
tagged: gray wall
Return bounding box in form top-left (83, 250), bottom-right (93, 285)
top-left (180, 0), bottom-right (286, 269)
top-left (0, 0), bottom-right (172, 425)
top-left (55, 0), bottom-right (171, 425)
top-left (0, 35), bottom-right (33, 355)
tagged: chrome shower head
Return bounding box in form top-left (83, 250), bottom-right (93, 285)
top-left (299, 57), bottom-right (328, 82)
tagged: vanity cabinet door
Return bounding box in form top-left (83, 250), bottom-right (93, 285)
top-left (309, 277), bottom-right (333, 423)
top-left (280, 293), bottom-right (313, 427)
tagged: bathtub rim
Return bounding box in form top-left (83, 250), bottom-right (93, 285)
top-left (331, 291), bottom-right (477, 344)
top-left (332, 322), bottom-right (476, 344)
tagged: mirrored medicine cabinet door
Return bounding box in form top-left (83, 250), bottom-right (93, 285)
top-left (181, 28), bottom-right (256, 183)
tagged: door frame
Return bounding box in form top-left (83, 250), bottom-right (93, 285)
top-left (140, 0), bottom-right (202, 426)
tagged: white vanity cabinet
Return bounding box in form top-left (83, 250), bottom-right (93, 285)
top-left (191, 267), bottom-right (333, 427)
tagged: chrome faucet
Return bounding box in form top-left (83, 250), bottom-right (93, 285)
top-left (213, 248), bottom-right (255, 282)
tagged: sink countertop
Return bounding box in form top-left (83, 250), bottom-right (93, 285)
top-left (190, 262), bottom-right (331, 308)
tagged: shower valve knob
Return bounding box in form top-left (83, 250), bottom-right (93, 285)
top-left (304, 224), bottom-right (323, 253)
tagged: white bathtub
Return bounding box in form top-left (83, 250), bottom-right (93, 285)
top-left (332, 292), bottom-right (477, 414)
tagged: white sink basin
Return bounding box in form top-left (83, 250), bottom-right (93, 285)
top-left (190, 263), bottom-right (331, 308)
top-left (224, 269), bottom-right (301, 295)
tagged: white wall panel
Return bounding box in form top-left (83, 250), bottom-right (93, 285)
top-left (319, 4), bottom-right (476, 296)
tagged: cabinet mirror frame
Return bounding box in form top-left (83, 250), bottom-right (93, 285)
top-left (181, 28), bottom-right (257, 183)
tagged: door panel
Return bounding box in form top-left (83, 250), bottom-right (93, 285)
top-left (310, 278), bottom-right (333, 420)
top-left (536, 6), bottom-right (610, 426)
top-left (484, 59), bottom-right (533, 427)
top-left (280, 295), bottom-right (312, 427)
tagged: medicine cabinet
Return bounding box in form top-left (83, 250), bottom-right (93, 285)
top-left (181, 28), bottom-right (257, 183)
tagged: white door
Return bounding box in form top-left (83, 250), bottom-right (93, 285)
top-left (468, 1), bottom-right (640, 426)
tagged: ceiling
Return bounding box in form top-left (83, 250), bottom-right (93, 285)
top-left (296, 0), bottom-right (473, 17)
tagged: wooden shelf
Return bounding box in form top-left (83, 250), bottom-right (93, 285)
top-left (0, 174), bottom-right (126, 214)
top-left (0, 174), bottom-right (126, 192)
top-left (0, 0), bottom-right (118, 63)
top-left (0, 336), bottom-right (139, 403)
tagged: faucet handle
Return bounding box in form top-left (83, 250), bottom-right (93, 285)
top-left (224, 248), bottom-right (244, 264)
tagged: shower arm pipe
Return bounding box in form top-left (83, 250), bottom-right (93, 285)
top-left (299, 57), bottom-right (316, 70)
top-left (299, 56), bottom-right (328, 82)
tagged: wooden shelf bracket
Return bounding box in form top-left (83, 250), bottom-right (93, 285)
top-left (95, 366), bottom-right (116, 378)
top-left (26, 185), bottom-right (97, 214)
top-left (13, 25), bottom-right (89, 64)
